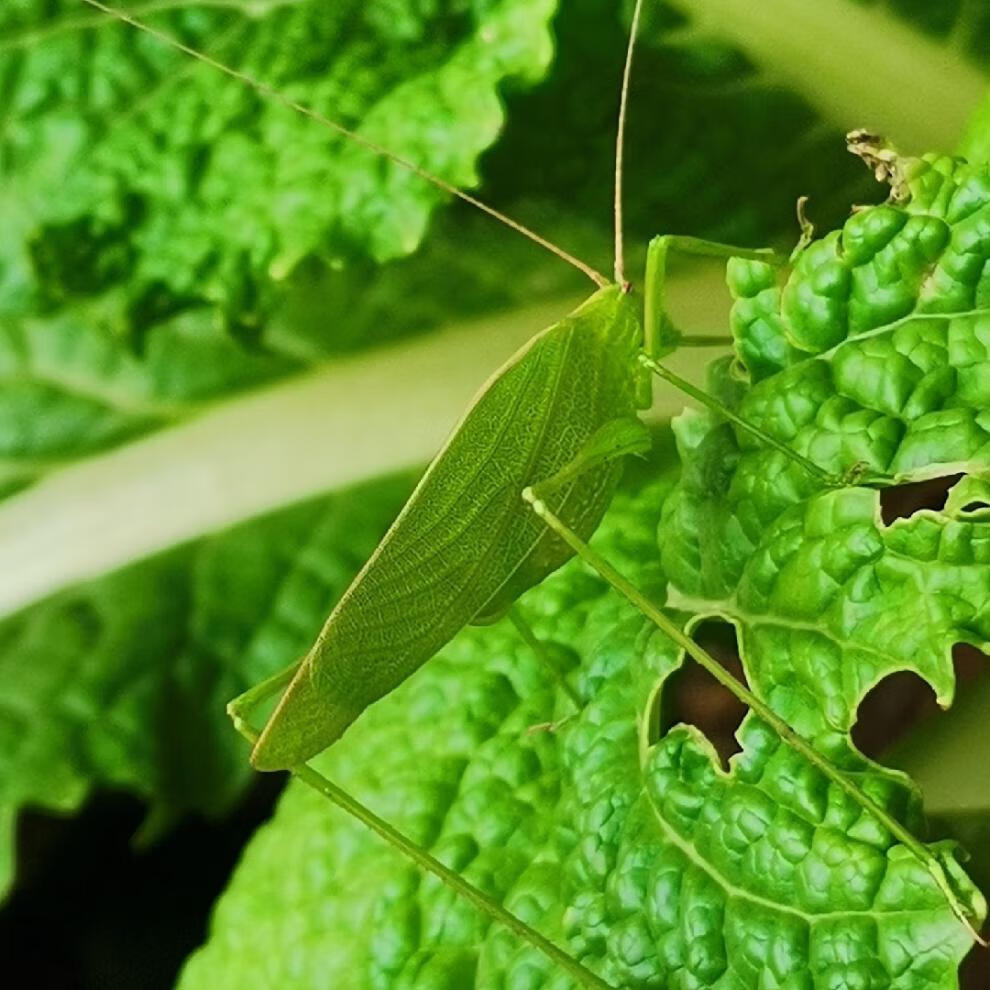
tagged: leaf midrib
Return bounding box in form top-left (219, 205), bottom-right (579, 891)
top-left (0, 265), bottom-right (732, 623)
top-left (643, 767), bottom-right (944, 925)
top-left (669, 0), bottom-right (988, 152)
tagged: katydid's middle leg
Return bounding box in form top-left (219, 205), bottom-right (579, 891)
top-left (508, 607), bottom-right (583, 709)
top-left (531, 418), bottom-right (652, 501)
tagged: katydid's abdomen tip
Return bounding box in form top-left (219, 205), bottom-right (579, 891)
top-left (250, 665), bottom-right (357, 771)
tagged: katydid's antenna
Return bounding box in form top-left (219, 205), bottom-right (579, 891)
top-left (613, 0), bottom-right (646, 289)
top-left (79, 0), bottom-right (611, 290)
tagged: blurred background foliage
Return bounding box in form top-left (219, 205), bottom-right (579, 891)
top-left (1, 0), bottom-right (990, 986)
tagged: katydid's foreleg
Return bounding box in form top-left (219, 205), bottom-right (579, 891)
top-left (637, 352), bottom-right (841, 487)
top-left (642, 234), bottom-right (787, 359)
top-left (520, 489), bottom-right (985, 942)
top-left (642, 235), bottom-right (861, 488)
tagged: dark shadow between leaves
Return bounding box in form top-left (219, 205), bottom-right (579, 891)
top-left (859, 645), bottom-right (990, 985)
top-left (0, 774), bottom-right (285, 990)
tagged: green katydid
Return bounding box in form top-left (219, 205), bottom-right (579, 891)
top-left (82, 0), bottom-right (987, 966)
top-left (80, 0), bottom-right (834, 771)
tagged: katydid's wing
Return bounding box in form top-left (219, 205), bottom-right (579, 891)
top-left (251, 286), bottom-right (642, 770)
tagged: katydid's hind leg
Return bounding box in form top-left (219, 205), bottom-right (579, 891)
top-left (229, 689), bottom-right (617, 987)
top-left (224, 641), bottom-right (615, 987)
top-left (227, 659), bottom-right (302, 737)
top-left (520, 491), bottom-right (985, 939)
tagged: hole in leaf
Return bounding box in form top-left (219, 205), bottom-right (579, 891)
top-left (653, 619), bottom-right (747, 769)
top-left (879, 473), bottom-right (962, 525)
top-left (851, 644), bottom-right (988, 759)
top-left (960, 501), bottom-right (990, 514)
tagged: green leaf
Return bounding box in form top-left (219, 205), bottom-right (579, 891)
top-left (0, 477), bottom-right (410, 886)
top-left (0, 0), bottom-right (557, 330)
top-left (654, 148), bottom-right (990, 955)
top-left (5, 0), bottom-right (990, 960)
top-left (0, 305), bottom-right (299, 495)
top-left (179, 466), bottom-right (980, 989)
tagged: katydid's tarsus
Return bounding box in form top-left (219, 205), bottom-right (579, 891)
top-left (83, 0), bottom-right (985, 968)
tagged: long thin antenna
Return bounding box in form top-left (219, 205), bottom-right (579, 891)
top-left (613, 0), bottom-right (646, 288)
top-left (79, 0), bottom-right (611, 290)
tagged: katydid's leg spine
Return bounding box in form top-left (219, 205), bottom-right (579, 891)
top-left (508, 607), bottom-right (583, 709)
top-left (228, 716), bottom-right (616, 990)
top-left (521, 487), bottom-right (987, 944)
